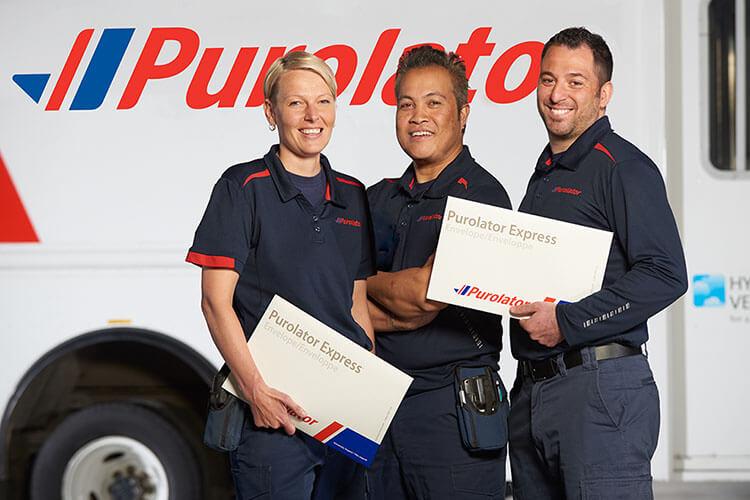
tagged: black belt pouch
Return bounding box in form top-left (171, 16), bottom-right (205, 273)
top-left (454, 366), bottom-right (509, 451)
top-left (203, 364), bottom-right (246, 452)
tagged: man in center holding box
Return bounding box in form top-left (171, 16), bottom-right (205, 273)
top-left (365, 46), bottom-right (512, 499)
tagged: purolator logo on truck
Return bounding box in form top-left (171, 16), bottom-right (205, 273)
top-left (11, 27), bottom-right (543, 110)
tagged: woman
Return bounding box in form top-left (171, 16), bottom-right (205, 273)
top-left (186, 52), bottom-right (374, 499)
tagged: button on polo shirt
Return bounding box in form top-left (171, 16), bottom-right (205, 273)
top-left (187, 145), bottom-right (376, 349)
top-left (368, 146), bottom-right (512, 393)
top-left (511, 117), bottom-right (687, 361)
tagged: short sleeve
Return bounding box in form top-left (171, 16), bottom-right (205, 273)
top-left (186, 177), bottom-right (253, 273)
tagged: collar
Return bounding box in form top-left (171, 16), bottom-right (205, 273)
top-left (535, 116), bottom-right (612, 172)
top-left (263, 145), bottom-right (346, 208)
top-left (392, 146), bottom-right (475, 199)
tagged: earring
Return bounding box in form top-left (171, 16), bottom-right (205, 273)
top-left (268, 123), bottom-right (276, 131)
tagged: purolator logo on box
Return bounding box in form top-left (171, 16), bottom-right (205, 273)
top-left (453, 284), bottom-right (559, 307)
top-left (12, 27), bottom-right (542, 111)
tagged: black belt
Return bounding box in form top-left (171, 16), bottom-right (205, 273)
top-left (520, 343), bottom-right (642, 383)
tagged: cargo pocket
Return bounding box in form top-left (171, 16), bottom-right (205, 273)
top-left (451, 461), bottom-right (505, 498)
top-left (594, 360), bottom-right (660, 459)
top-left (582, 462), bottom-right (653, 500)
top-left (230, 465), bottom-right (271, 500)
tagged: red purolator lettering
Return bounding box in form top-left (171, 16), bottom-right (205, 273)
top-left (455, 27), bottom-right (495, 103)
top-left (350, 28), bottom-right (400, 105)
top-left (381, 42), bottom-right (445, 106)
top-left (186, 47), bottom-right (258, 109)
top-left (314, 44), bottom-right (358, 96)
top-left (118, 27), bottom-right (200, 110)
top-left (245, 45), bottom-right (307, 107)
top-left (485, 40), bottom-right (543, 104)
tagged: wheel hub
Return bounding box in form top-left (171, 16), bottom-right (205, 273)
top-left (62, 436), bottom-right (168, 500)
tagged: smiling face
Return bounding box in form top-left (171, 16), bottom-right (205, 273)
top-left (537, 44), bottom-right (612, 153)
top-left (264, 69), bottom-right (335, 169)
top-left (395, 65), bottom-right (468, 175)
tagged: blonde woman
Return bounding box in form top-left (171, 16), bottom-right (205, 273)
top-left (187, 52), bottom-right (374, 499)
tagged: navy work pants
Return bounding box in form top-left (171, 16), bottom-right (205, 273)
top-left (367, 383), bottom-right (507, 500)
top-left (229, 417), bottom-right (365, 500)
top-left (509, 348), bottom-right (659, 499)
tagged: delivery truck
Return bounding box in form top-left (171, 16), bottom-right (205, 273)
top-left (1, 0), bottom-right (747, 497)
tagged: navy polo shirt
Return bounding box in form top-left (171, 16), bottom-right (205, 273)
top-left (187, 145), bottom-right (376, 350)
top-left (511, 116), bottom-right (688, 361)
top-left (367, 146), bottom-right (512, 393)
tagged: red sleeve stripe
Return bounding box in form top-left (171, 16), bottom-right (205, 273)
top-left (594, 143), bottom-right (616, 163)
top-left (242, 169), bottom-right (270, 186)
top-left (186, 251), bottom-right (235, 269)
top-left (335, 176), bottom-right (363, 187)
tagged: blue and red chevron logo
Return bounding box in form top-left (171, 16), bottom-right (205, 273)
top-left (13, 28), bottom-right (135, 111)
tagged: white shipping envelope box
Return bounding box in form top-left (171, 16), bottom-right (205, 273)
top-left (427, 197), bottom-right (613, 315)
top-left (223, 295), bottom-right (413, 467)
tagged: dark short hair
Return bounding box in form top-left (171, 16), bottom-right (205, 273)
top-left (542, 27), bottom-right (613, 86)
top-left (394, 45), bottom-right (469, 110)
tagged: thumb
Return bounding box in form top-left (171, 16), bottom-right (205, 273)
top-left (509, 302), bottom-right (536, 317)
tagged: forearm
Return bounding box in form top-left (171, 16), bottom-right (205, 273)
top-left (201, 298), bottom-right (263, 394)
top-left (368, 299), bottom-right (440, 333)
top-left (368, 299), bottom-right (395, 332)
top-left (367, 268), bottom-right (443, 318)
top-left (352, 293), bottom-right (375, 351)
top-left (558, 261), bottom-right (688, 346)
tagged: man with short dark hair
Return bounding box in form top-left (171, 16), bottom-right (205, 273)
top-left (365, 45), bottom-right (512, 499)
top-left (507, 27), bottom-right (688, 499)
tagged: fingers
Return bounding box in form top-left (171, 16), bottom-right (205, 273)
top-left (277, 390), bottom-right (307, 420)
top-left (249, 387), bottom-right (304, 435)
top-left (282, 418), bottom-right (297, 436)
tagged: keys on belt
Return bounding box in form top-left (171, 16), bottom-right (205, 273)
top-left (520, 343), bottom-right (643, 383)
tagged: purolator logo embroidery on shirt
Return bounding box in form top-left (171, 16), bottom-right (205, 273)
top-left (417, 214), bottom-right (443, 222)
top-left (335, 217), bottom-right (361, 228)
top-left (552, 186), bottom-right (582, 196)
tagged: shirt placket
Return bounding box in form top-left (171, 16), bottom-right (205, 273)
top-left (393, 195), bottom-right (418, 270)
top-left (296, 195), bottom-right (326, 244)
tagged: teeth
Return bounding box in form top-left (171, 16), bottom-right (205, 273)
top-left (549, 108), bottom-right (571, 116)
top-left (300, 128), bottom-right (322, 135)
top-left (411, 131), bottom-right (433, 137)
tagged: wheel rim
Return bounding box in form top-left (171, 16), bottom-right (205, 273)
top-left (62, 435), bottom-right (169, 500)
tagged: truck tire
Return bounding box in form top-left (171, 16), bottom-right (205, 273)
top-left (30, 402), bottom-right (202, 500)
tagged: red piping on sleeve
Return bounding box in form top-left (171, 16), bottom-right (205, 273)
top-left (186, 251), bottom-right (235, 269)
top-left (335, 176), bottom-right (363, 187)
top-left (594, 143), bottom-right (616, 163)
top-left (242, 169), bottom-right (270, 186)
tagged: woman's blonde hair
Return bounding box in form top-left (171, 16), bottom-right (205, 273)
top-left (263, 51), bottom-right (337, 102)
